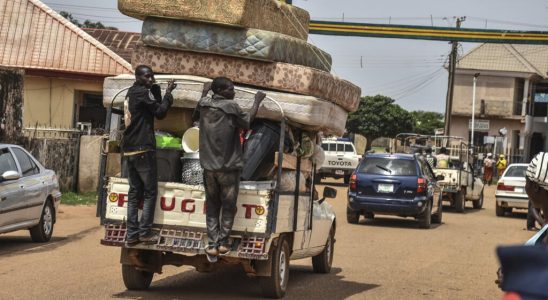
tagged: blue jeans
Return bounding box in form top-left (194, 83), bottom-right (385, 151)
top-left (125, 151), bottom-right (158, 241)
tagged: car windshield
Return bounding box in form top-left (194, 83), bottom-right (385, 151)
top-left (358, 157), bottom-right (417, 176)
top-left (505, 165), bottom-right (527, 178)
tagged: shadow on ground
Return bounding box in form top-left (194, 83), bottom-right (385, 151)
top-left (0, 226), bottom-right (100, 257)
top-left (113, 266), bottom-right (378, 299)
top-left (354, 216), bottom-right (442, 230)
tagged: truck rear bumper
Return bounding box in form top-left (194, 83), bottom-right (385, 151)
top-left (101, 223), bottom-right (269, 260)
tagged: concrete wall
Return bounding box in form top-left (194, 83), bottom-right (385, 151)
top-left (78, 135), bottom-right (102, 193)
top-left (23, 75), bottom-right (102, 129)
top-left (450, 116), bottom-right (524, 150)
top-left (453, 74), bottom-right (517, 117)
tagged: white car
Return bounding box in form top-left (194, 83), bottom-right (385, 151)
top-left (317, 138), bottom-right (360, 184)
top-left (495, 163), bottom-right (529, 217)
top-left (0, 144), bottom-right (61, 242)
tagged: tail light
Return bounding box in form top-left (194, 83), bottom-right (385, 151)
top-left (417, 177), bottom-right (427, 193)
top-left (497, 183), bottom-right (515, 192)
top-left (349, 173), bottom-right (357, 191)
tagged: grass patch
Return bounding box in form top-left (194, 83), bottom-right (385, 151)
top-left (61, 192), bottom-right (97, 205)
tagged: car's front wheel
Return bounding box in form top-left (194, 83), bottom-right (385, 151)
top-left (312, 226), bottom-right (335, 274)
top-left (29, 201), bottom-right (54, 242)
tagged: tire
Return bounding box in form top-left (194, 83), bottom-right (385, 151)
top-left (432, 196), bottom-right (443, 224)
top-left (122, 264), bottom-right (153, 290)
top-left (312, 226), bottom-right (335, 274)
top-left (29, 201), bottom-right (54, 242)
top-left (343, 175), bottom-right (350, 185)
top-left (472, 190), bottom-right (484, 209)
top-left (418, 201), bottom-right (432, 229)
top-left (363, 212), bottom-right (375, 220)
top-left (346, 207), bottom-right (360, 224)
top-left (454, 191), bottom-right (465, 213)
top-left (259, 238), bottom-right (290, 299)
top-left (495, 202), bottom-right (505, 217)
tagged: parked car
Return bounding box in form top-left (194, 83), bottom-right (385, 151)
top-left (317, 138), bottom-right (360, 184)
top-left (0, 144), bottom-right (61, 242)
top-left (495, 163), bottom-right (529, 217)
top-left (347, 153), bottom-right (443, 229)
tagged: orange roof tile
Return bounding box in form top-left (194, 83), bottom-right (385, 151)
top-left (0, 0), bottom-right (133, 76)
top-left (83, 28), bottom-right (140, 63)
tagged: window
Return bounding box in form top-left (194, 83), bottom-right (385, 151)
top-left (358, 157), bottom-right (418, 176)
top-left (344, 144), bottom-right (355, 152)
top-left (336, 143), bottom-right (345, 152)
top-left (0, 148), bottom-right (18, 175)
top-left (505, 165), bottom-right (527, 178)
top-left (321, 143), bottom-right (329, 151)
top-left (12, 148), bottom-right (39, 177)
top-left (76, 92), bottom-right (106, 129)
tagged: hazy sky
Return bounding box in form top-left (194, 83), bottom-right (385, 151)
top-left (42, 0), bottom-right (548, 112)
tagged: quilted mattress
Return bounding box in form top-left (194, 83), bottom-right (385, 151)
top-left (118, 0), bottom-right (310, 40)
top-left (132, 45), bottom-right (361, 112)
top-left (141, 18), bottom-right (332, 72)
top-left (103, 75), bottom-right (348, 136)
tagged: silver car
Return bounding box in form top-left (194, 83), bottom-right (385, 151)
top-left (0, 144), bottom-right (61, 242)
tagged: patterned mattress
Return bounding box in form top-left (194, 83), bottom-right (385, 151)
top-left (118, 0), bottom-right (310, 40)
top-left (132, 44), bottom-right (361, 112)
top-left (103, 75), bottom-right (348, 135)
top-left (141, 18), bottom-right (332, 72)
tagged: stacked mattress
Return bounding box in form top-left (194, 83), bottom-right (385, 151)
top-left (115, 0), bottom-right (361, 133)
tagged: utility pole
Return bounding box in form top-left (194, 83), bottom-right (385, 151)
top-left (470, 73), bottom-right (480, 153)
top-left (444, 17), bottom-right (465, 136)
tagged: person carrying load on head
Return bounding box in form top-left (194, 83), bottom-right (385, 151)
top-left (483, 153), bottom-right (494, 185)
top-left (435, 147), bottom-right (450, 169)
top-left (122, 65), bottom-right (177, 247)
top-left (192, 77), bottom-right (266, 261)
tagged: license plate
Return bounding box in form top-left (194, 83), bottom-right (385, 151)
top-left (515, 187), bottom-right (524, 193)
top-left (378, 184), bottom-right (394, 193)
top-left (335, 170), bottom-right (344, 175)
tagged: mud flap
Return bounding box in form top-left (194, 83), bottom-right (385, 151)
top-left (120, 248), bottom-right (163, 273)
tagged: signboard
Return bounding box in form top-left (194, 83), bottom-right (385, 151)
top-left (469, 119), bottom-right (490, 131)
top-left (534, 93), bottom-right (548, 103)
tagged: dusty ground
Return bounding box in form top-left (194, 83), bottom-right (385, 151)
top-left (0, 184), bottom-right (533, 299)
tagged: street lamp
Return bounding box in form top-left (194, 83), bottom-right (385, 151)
top-left (470, 73), bottom-right (480, 154)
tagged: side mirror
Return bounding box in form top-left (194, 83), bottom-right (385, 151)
top-left (436, 175), bottom-right (445, 181)
top-left (1, 170), bottom-right (20, 182)
top-left (323, 187), bottom-right (337, 199)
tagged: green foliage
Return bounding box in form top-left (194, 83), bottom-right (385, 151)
top-left (410, 111), bottom-right (444, 135)
top-left (60, 11), bottom-right (118, 30)
top-left (61, 192), bottom-right (97, 206)
top-left (346, 95), bottom-right (414, 149)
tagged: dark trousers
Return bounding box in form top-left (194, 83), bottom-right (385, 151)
top-left (527, 200), bottom-right (537, 229)
top-left (203, 170), bottom-right (241, 247)
top-left (125, 151), bottom-right (158, 241)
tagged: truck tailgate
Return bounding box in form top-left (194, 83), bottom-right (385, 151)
top-left (106, 177), bottom-right (272, 234)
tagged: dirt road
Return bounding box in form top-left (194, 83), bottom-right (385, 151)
top-left (0, 184), bottom-right (533, 299)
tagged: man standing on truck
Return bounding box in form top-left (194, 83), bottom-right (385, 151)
top-left (193, 77), bottom-right (265, 259)
top-left (122, 65), bottom-right (177, 246)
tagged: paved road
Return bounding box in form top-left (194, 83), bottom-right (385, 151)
top-left (0, 183), bottom-right (533, 299)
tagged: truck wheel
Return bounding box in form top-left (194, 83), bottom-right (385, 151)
top-left (343, 175), bottom-right (350, 185)
top-left (312, 226), bottom-right (334, 274)
top-left (495, 202), bottom-right (505, 217)
top-left (29, 201), bottom-right (54, 243)
top-left (472, 190), bottom-right (484, 209)
top-left (454, 191), bottom-right (465, 213)
top-left (259, 238), bottom-right (290, 299)
top-left (346, 207), bottom-right (360, 224)
top-left (122, 264), bottom-right (153, 290)
top-left (418, 201), bottom-right (432, 229)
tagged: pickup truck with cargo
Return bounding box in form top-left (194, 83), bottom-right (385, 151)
top-left (317, 138), bottom-right (360, 184)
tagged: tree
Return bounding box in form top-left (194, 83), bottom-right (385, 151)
top-left (59, 11), bottom-right (118, 30)
top-left (411, 111), bottom-right (444, 135)
top-left (346, 95), bottom-right (414, 150)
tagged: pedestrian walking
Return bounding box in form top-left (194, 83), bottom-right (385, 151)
top-left (496, 154), bottom-right (507, 177)
top-left (483, 153), bottom-right (494, 185)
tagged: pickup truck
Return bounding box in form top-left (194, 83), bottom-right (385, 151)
top-left (97, 95), bottom-right (338, 299)
top-left (317, 138), bottom-right (360, 184)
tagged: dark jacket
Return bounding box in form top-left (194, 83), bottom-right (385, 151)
top-left (122, 84), bottom-right (173, 152)
top-left (193, 95), bottom-right (250, 171)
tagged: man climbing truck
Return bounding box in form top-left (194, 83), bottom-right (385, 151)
top-left (97, 85), bottom-right (338, 299)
